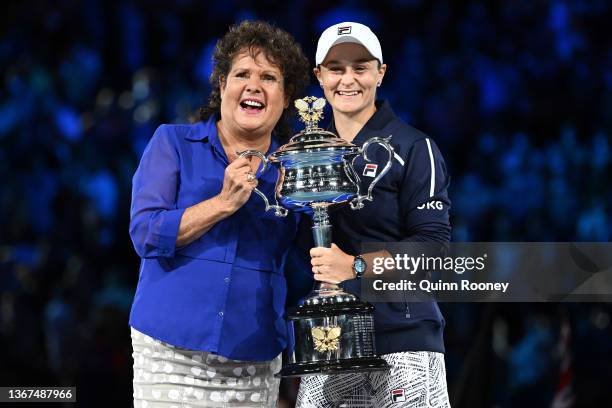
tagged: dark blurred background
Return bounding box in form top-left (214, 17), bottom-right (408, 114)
top-left (0, 0), bottom-right (610, 407)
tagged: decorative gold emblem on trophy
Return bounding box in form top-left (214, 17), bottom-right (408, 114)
top-left (294, 96), bottom-right (327, 132)
top-left (311, 326), bottom-right (342, 352)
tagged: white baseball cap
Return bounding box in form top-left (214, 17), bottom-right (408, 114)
top-left (315, 22), bottom-right (383, 65)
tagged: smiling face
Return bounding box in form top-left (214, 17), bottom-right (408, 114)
top-left (315, 42), bottom-right (386, 120)
top-left (219, 48), bottom-right (287, 140)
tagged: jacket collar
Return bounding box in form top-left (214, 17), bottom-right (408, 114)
top-left (329, 100), bottom-right (397, 146)
top-left (328, 100), bottom-right (397, 144)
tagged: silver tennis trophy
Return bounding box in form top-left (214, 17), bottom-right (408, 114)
top-left (239, 96), bottom-right (393, 377)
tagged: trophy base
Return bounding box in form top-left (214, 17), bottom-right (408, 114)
top-left (277, 356), bottom-right (391, 377)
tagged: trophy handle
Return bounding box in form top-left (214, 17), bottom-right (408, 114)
top-left (237, 150), bottom-right (289, 217)
top-left (349, 136), bottom-right (394, 210)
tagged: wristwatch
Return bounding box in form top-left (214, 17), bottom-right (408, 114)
top-left (352, 255), bottom-right (367, 278)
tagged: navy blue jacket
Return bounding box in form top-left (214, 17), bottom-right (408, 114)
top-left (329, 100), bottom-right (451, 355)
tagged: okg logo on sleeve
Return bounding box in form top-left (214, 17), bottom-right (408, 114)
top-left (417, 200), bottom-right (444, 210)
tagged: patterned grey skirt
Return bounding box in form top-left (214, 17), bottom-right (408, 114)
top-left (131, 327), bottom-right (281, 407)
top-left (296, 351), bottom-right (451, 407)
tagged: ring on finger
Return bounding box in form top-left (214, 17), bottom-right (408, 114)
top-left (246, 171), bottom-right (255, 182)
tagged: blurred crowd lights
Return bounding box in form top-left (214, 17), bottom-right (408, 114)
top-left (90, 68), bottom-right (167, 125)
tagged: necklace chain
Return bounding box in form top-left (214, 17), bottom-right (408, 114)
top-left (217, 126), bottom-right (266, 171)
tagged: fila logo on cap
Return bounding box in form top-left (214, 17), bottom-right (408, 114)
top-left (391, 388), bottom-right (406, 402)
top-left (337, 25), bottom-right (352, 35)
top-left (363, 163), bottom-right (378, 177)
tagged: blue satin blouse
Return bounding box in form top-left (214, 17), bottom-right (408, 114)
top-left (128, 117), bottom-right (299, 361)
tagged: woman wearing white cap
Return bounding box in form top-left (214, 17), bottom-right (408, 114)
top-left (299, 22), bottom-right (452, 407)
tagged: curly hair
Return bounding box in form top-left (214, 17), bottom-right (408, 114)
top-left (198, 21), bottom-right (310, 140)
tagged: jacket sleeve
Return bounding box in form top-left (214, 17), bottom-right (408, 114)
top-left (129, 125), bottom-right (186, 258)
top-left (398, 137), bottom-right (451, 245)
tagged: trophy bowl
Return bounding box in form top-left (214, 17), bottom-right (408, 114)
top-left (269, 128), bottom-right (361, 210)
top-left (239, 97), bottom-right (393, 377)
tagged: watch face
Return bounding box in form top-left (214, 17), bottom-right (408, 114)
top-left (355, 258), bottom-right (366, 274)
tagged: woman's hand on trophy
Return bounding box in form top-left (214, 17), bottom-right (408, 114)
top-left (217, 157), bottom-right (258, 212)
top-left (310, 244), bottom-right (354, 284)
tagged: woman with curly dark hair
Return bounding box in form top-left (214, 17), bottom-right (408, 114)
top-left (128, 21), bottom-right (309, 407)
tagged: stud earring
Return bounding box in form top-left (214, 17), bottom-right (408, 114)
top-left (319, 83), bottom-right (324, 89)
top-left (377, 82), bottom-right (381, 87)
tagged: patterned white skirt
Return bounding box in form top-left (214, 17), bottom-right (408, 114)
top-left (131, 327), bottom-right (281, 407)
top-left (296, 351), bottom-right (451, 408)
